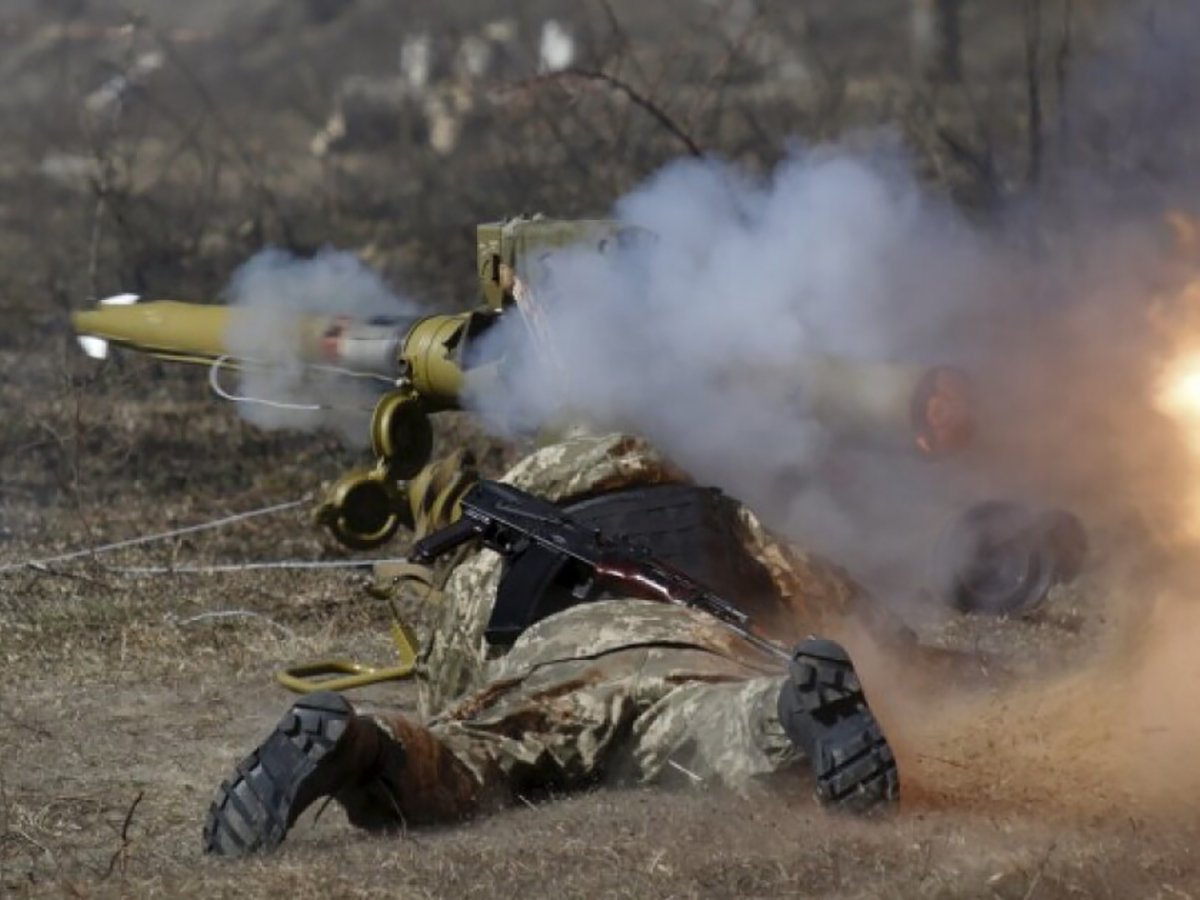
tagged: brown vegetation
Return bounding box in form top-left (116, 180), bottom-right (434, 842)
top-left (6, 1), bottom-right (1200, 897)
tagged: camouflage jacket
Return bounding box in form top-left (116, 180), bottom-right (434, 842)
top-left (413, 432), bottom-right (871, 718)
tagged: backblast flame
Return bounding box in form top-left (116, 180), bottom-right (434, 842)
top-left (1155, 349), bottom-right (1200, 541)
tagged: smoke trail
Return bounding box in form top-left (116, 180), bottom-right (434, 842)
top-left (465, 3), bottom-right (1200, 602)
top-left (469, 143), bottom-right (1003, 596)
top-left (224, 246), bottom-right (418, 441)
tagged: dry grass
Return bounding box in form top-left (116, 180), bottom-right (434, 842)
top-left (6, 1), bottom-right (1200, 897)
top-left (5, 298), bottom-right (1200, 900)
top-left (6, 648), bottom-right (1200, 899)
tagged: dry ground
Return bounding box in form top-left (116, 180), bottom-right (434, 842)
top-left (4, 437), bottom-right (1200, 900)
top-left (5, 292), bottom-right (1200, 900)
top-left (6, 1), bottom-right (1200, 898)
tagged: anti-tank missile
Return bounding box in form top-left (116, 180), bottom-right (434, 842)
top-left (72, 296), bottom-right (972, 455)
top-left (71, 296), bottom-right (497, 409)
top-left (72, 295), bottom-right (499, 550)
top-left (73, 296), bottom-right (230, 364)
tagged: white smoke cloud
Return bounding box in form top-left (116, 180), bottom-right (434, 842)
top-left (224, 246), bottom-right (418, 441)
top-left (211, 1), bottom-right (1200, 609)
top-left (467, 143), bottom-right (1003, 594)
top-left (463, 114), bottom-right (1200, 603)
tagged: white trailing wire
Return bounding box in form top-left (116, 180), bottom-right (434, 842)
top-left (109, 558), bottom-right (408, 575)
top-left (0, 496), bottom-right (311, 574)
top-left (206, 355), bottom-right (396, 412)
top-left (164, 609), bottom-right (297, 638)
top-left (2, 356), bottom-right (405, 577)
top-left (207, 356), bottom-right (324, 411)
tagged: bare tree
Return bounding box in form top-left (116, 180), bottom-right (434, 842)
top-left (912, 0), bottom-right (964, 83)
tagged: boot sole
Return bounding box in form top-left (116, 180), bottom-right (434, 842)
top-left (782, 640), bottom-right (900, 813)
top-left (203, 691), bottom-right (353, 857)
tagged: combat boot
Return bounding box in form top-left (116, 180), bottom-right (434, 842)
top-left (777, 638), bottom-right (900, 812)
top-left (203, 692), bottom-right (407, 857)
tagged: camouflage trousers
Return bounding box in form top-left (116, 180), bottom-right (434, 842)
top-left (371, 599), bottom-right (802, 822)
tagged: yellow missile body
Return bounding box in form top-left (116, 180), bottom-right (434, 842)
top-left (71, 300), bottom-right (233, 364)
top-left (71, 297), bottom-right (498, 411)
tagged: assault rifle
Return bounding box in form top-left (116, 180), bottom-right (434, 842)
top-left (412, 479), bottom-right (791, 662)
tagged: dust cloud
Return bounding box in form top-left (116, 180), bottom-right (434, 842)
top-left (463, 134), bottom-right (1195, 605)
top-left (845, 571), bottom-right (1200, 821)
top-left (884, 1), bottom-right (1200, 819)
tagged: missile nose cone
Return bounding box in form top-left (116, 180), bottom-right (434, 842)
top-left (71, 293), bottom-right (141, 352)
top-left (71, 307), bottom-right (116, 336)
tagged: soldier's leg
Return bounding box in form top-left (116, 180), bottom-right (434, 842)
top-left (423, 650), bottom-right (647, 796)
top-left (427, 602), bottom-right (898, 810)
top-left (203, 692), bottom-right (416, 857)
top-left (626, 639), bottom-right (899, 811)
top-left (203, 655), bottom-right (647, 857)
top-left (204, 615), bottom-right (895, 856)
top-left (427, 628), bottom-right (897, 811)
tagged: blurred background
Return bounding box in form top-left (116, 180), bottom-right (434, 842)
top-left (0, 0), bottom-right (1128, 535)
top-left (0, 0), bottom-right (1120, 312)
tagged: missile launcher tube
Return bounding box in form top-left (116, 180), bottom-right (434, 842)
top-left (71, 300), bottom-right (970, 455)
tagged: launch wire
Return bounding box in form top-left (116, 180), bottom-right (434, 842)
top-left (206, 355), bottom-right (395, 412)
top-left (1, 489), bottom-right (424, 694)
top-left (207, 356), bottom-right (324, 411)
top-left (0, 496), bottom-right (312, 574)
top-left (106, 558), bottom-right (409, 575)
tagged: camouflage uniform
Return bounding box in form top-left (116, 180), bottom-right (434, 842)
top-left (203, 432), bottom-right (897, 853)
top-left (369, 432), bottom-right (875, 818)
top-left (416, 432), bottom-right (866, 716)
